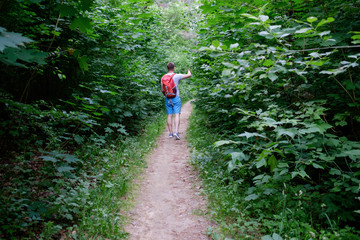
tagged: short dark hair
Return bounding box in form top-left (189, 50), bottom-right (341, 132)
top-left (167, 62), bottom-right (175, 71)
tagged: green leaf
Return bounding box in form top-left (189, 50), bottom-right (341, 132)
top-left (209, 52), bottom-right (227, 58)
top-left (275, 128), bottom-right (296, 139)
top-left (117, 126), bottom-right (128, 135)
top-left (228, 160), bottom-right (236, 172)
top-left (256, 157), bottom-right (267, 168)
top-left (238, 132), bottom-right (266, 139)
top-left (268, 73), bottom-right (278, 82)
top-left (105, 127), bottom-right (113, 133)
top-left (330, 168), bottom-right (341, 175)
top-left (78, 56), bottom-right (89, 71)
top-left (342, 150), bottom-right (360, 160)
top-left (69, 17), bottom-right (92, 33)
top-left (223, 62), bottom-right (238, 68)
top-left (259, 31), bottom-right (271, 38)
top-left (299, 170), bottom-right (310, 178)
top-left (245, 194), bottom-right (258, 201)
top-left (300, 123), bottom-right (330, 134)
top-left (295, 28), bottom-right (313, 34)
top-left (317, 17), bottom-right (335, 28)
top-left (259, 15), bottom-right (269, 22)
top-left (74, 135), bottom-right (84, 144)
top-left (79, 0), bottom-right (94, 11)
top-left (241, 13), bottom-right (259, 21)
top-left (59, 5), bottom-right (77, 17)
top-left (259, 3), bottom-right (269, 15)
top-left (57, 165), bottom-right (75, 173)
top-left (272, 233), bottom-right (283, 240)
top-left (40, 156), bottom-right (58, 163)
top-left (309, 52), bottom-right (320, 58)
top-left (312, 163), bottom-right (324, 169)
top-left (132, 32), bottom-right (143, 39)
top-left (64, 213), bottom-right (73, 220)
top-left (291, 172), bottom-right (299, 179)
top-left (222, 69), bottom-right (232, 76)
top-left (214, 140), bottom-right (237, 147)
top-left (320, 69), bottom-right (345, 75)
top-left (63, 154), bottom-right (81, 163)
top-left (123, 111), bottom-right (133, 117)
top-left (220, 44), bottom-right (228, 50)
top-left (213, 232), bottom-right (220, 240)
top-left (343, 150), bottom-right (360, 156)
top-left (230, 43), bottom-right (239, 49)
top-left (1, 47), bottom-right (47, 67)
top-left (212, 40), bottom-right (220, 48)
top-left (307, 17), bottom-right (318, 23)
top-left (230, 152), bottom-right (247, 161)
top-left (268, 155), bottom-right (278, 172)
top-left (318, 31), bottom-right (331, 37)
top-left (263, 59), bottom-right (274, 67)
top-left (308, 60), bottom-right (325, 66)
top-left (100, 107), bottom-right (110, 112)
top-left (0, 30), bottom-right (33, 52)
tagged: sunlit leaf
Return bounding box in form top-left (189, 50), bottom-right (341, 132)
top-left (295, 28), bottom-right (313, 34)
top-left (241, 13), bottom-right (259, 21)
top-left (317, 17), bottom-right (335, 28)
top-left (259, 15), bottom-right (269, 22)
top-left (238, 132), bottom-right (266, 139)
top-left (307, 16), bottom-right (318, 23)
top-left (212, 40), bottom-right (220, 48)
top-left (268, 73), bottom-right (278, 81)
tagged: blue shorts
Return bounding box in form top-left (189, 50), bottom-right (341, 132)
top-left (165, 96), bottom-right (181, 115)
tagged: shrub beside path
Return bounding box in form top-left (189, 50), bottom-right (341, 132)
top-left (125, 101), bottom-right (212, 240)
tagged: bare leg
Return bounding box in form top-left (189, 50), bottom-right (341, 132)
top-left (174, 113), bottom-right (180, 133)
top-left (167, 114), bottom-right (173, 134)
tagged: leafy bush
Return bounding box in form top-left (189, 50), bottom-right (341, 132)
top-left (0, 0), bottom-right (196, 238)
top-left (190, 0), bottom-right (360, 238)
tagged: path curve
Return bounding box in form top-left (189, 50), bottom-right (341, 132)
top-left (125, 102), bottom-right (211, 240)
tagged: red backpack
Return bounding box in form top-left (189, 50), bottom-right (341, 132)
top-left (161, 73), bottom-right (177, 98)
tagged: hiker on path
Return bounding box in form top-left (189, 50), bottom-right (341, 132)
top-left (161, 62), bottom-right (192, 140)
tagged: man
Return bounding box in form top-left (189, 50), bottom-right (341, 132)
top-left (161, 62), bottom-right (192, 140)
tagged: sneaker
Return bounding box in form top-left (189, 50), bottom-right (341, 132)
top-left (169, 133), bottom-right (174, 138)
top-left (174, 132), bottom-right (180, 140)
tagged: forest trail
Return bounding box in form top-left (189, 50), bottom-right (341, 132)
top-left (125, 102), bottom-right (212, 240)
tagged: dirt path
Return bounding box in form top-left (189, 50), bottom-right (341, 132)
top-left (125, 102), bottom-right (212, 240)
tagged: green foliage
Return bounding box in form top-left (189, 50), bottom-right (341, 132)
top-left (190, 0), bottom-right (360, 238)
top-left (0, 0), bottom-right (196, 238)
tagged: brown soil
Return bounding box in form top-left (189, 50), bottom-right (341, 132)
top-left (125, 101), bottom-right (212, 240)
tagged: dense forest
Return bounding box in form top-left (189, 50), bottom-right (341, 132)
top-left (1, 0), bottom-right (359, 239)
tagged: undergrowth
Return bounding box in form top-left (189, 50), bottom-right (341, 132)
top-left (72, 111), bottom-right (167, 240)
top-left (0, 112), bottom-right (166, 239)
top-left (187, 108), bottom-right (360, 240)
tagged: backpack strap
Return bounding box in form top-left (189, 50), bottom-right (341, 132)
top-left (161, 73), bottom-right (176, 82)
top-left (168, 73), bottom-right (176, 81)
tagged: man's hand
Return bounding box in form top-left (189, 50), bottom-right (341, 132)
top-left (183, 69), bottom-right (192, 79)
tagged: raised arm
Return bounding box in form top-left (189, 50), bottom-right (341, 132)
top-left (182, 69), bottom-right (192, 79)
